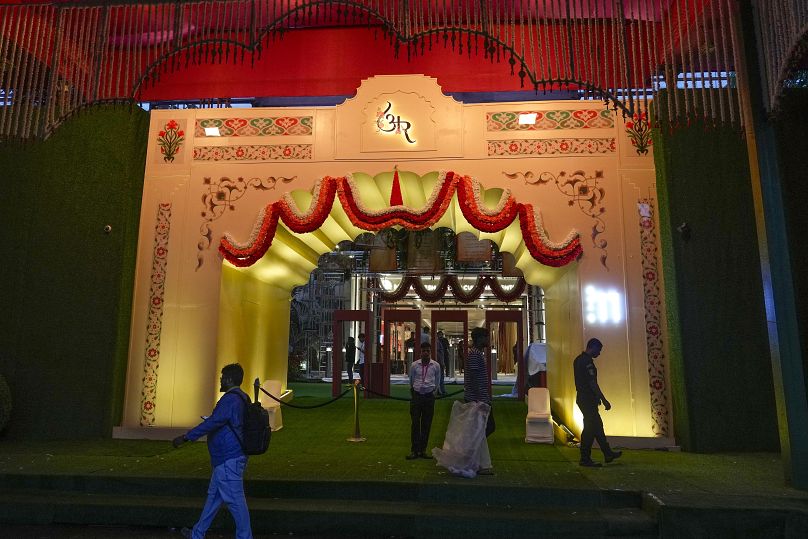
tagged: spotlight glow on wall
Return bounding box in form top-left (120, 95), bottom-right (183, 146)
top-left (584, 285), bottom-right (623, 325)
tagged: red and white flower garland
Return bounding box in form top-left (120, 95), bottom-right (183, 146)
top-left (219, 171), bottom-right (582, 268)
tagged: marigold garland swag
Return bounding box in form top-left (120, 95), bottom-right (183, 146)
top-left (219, 171), bottom-right (582, 268)
top-left (379, 275), bottom-right (527, 303)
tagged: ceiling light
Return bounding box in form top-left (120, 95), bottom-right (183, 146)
top-left (518, 113), bottom-right (537, 125)
top-left (204, 126), bottom-right (221, 136)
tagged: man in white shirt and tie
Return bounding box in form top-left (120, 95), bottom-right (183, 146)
top-left (406, 342), bottom-right (441, 460)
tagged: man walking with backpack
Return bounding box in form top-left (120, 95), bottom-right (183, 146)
top-left (173, 363), bottom-right (253, 539)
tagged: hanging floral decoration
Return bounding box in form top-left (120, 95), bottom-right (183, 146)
top-left (379, 275), bottom-right (527, 303)
top-left (156, 120), bottom-right (184, 163)
top-left (219, 171), bottom-right (582, 268)
top-left (625, 112), bottom-right (652, 156)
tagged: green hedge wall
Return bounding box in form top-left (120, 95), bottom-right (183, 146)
top-left (653, 91), bottom-right (779, 452)
top-left (0, 105), bottom-right (149, 439)
top-left (773, 90), bottom-right (808, 396)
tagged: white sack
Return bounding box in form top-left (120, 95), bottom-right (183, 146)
top-left (432, 401), bottom-right (491, 478)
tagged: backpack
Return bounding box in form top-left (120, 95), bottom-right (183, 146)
top-left (229, 390), bottom-right (271, 456)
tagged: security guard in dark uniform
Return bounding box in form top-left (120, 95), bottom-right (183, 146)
top-left (573, 338), bottom-right (623, 467)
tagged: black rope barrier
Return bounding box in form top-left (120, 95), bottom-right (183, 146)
top-left (360, 385), bottom-right (466, 401)
top-left (259, 385), bottom-right (353, 409)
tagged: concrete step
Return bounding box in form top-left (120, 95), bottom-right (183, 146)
top-left (0, 473), bottom-right (642, 510)
top-left (0, 487), bottom-right (658, 538)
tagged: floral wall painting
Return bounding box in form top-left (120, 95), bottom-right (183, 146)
top-left (488, 138), bottom-right (616, 156)
top-left (156, 120), bottom-right (185, 163)
top-left (195, 116), bottom-right (313, 137)
top-left (505, 170), bottom-right (608, 269)
top-left (196, 175), bottom-right (297, 270)
top-left (638, 199), bottom-right (669, 436)
top-left (486, 109), bottom-right (614, 131)
top-left (193, 144), bottom-right (312, 161)
top-left (625, 112), bottom-right (653, 156)
top-left (140, 203), bottom-right (172, 427)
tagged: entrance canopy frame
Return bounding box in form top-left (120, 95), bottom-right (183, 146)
top-left (485, 310), bottom-right (525, 399)
top-left (430, 310), bottom-right (469, 367)
top-left (381, 309), bottom-right (422, 398)
top-left (332, 309), bottom-right (373, 398)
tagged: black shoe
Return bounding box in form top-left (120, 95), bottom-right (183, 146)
top-left (180, 527), bottom-right (192, 539)
top-left (405, 452), bottom-right (419, 460)
top-left (605, 450), bottom-right (623, 463)
top-left (579, 460), bottom-right (602, 467)
top-left (419, 452), bottom-right (434, 459)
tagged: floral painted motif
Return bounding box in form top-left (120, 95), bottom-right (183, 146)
top-left (219, 172), bottom-right (583, 269)
top-left (488, 138), bottom-right (616, 156)
top-left (625, 112), bottom-right (653, 156)
top-left (487, 109), bottom-right (614, 131)
top-left (507, 170), bottom-right (609, 269)
top-left (140, 203), bottom-right (172, 427)
top-left (639, 199), bottom-right (669, 436)
top-left (196, 175), bottom-right (296, 270)
top-left (195, 117), bottom-right (313, 137)
top-left (193, 144), bottom-right (312, 161)
top-left (156, 120), bottom-right (184, 163)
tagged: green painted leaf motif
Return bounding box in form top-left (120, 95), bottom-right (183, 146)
top-left (250, 118), bottom-right (274, 135)
top-left (199, 119), bottom-right (223, 128)
top-left (490, 111), bottom-right (517, 130)
top-left (543, 110), bottom-right (566, 129)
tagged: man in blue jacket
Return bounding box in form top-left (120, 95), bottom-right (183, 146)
top-left (173, 363), bottom-right (253, 539)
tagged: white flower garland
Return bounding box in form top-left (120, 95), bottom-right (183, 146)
top-left (222, 206), bottom-right (269, 251)
top-left (528, 207), bottom-right (580, 249)
top-left (281, 177), bottom-right (330, 221)
top-left (467, 176), bottom-right (514, 216)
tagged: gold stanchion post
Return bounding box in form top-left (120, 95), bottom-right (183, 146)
top-left (347, 379), bottom-right (366, 442)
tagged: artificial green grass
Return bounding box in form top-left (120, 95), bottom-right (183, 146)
top-left (0, 382), bottom-right (806, 503)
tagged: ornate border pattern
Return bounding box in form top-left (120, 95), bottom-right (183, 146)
top-left (486, 109), bottom-right (614, 131)
top-left (639, 199), bottom-right (669, 436)
top-left (197, 175), bottom-right (296, 270)
top-left (195, 117), bottom-right (313, 137)
top-left (193, 144), bottom-right (312, 161)
top-left (140, 203), bottom-right (172, 427)
top-left (487, 138), bottom-right (616, 156)
top-left (507, 170), bottom-right (608, 269)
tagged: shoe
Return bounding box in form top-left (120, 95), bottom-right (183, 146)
top-left (605, 450), bottom-right (623, 463)
top-left (579, 460), bottom-right (603, 467)
top-left (405, 452), bottom-right (419, 460)
top-left (419, 452), bottom-right (434, 459)
top-left (477, 467), bottom-right (495, 475)
top-left (180, 528), bottom-right (192, 539)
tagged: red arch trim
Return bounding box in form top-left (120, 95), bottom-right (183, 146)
top-left (219, 172), bottom-right (582, 268)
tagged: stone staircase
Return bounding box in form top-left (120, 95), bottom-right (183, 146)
top-left (0, 474), bottom-right (658, 538)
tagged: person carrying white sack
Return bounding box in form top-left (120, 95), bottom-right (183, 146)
top-left (433, 326), bottom-right (494, 477)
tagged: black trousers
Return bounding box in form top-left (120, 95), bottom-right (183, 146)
top-left (410, 392), bottom-right (436, 454)
top-left (346, 360), bottom-right (354, 382)
top-left (578, 399), bottom-right (613, 461)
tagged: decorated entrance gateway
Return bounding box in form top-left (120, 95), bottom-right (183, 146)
top-left (120, 75), bottom-right (669, 446)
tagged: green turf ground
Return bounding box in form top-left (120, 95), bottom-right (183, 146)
top-left (0, 382), bottom-right (806, 504)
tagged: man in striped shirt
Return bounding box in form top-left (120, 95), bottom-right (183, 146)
top-left (407, 342), bottom-right (442, 460)
top-left (465, 327), bottom-right (495, 438)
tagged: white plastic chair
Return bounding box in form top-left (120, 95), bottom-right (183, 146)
top-left (258, 379), bottom-right (284, 431)
top-left (525, 387), bottom-right (553, 443)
